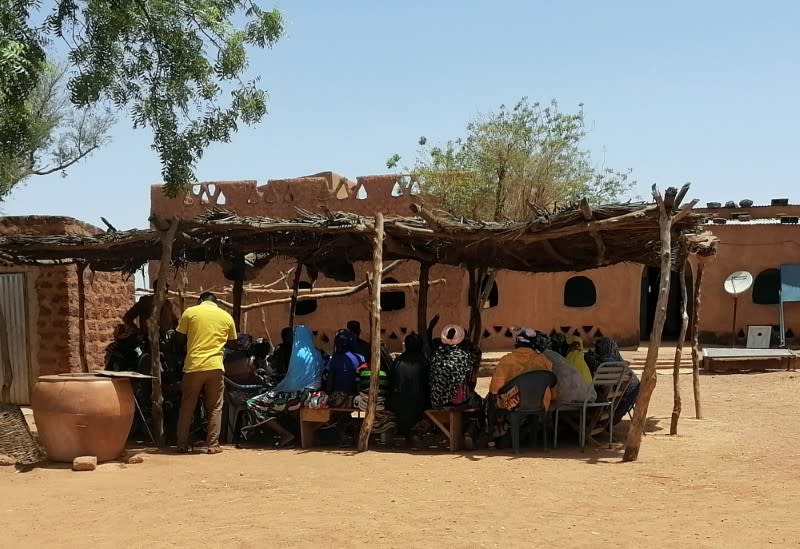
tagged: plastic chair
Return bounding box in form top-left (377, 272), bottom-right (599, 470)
top-left (553, 361), bottom-right (627, 450)
top-left (498, 370), bottom-right (558, 454)
top-left (223, 376), bottom-right (265, 442)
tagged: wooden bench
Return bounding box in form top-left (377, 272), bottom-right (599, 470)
top-left (298, 407), bottom-right (361, 449)
top-left (424, 407), bottom-right (480, 452)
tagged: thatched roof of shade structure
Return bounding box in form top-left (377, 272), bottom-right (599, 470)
top-left (0, 192), bottom-right (716, 274)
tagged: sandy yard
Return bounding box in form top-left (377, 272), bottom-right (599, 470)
top-left (2, 370), bottom-right (799, 548)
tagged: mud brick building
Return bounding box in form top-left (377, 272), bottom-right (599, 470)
top-left (0, 216), bottom-right (134, 404)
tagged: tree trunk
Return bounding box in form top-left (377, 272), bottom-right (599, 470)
top-left (623, 188), bottom-right (673, 462)
top-left (358, 213), bottom-right (384, 452)
top-left (0, 301), bottom-right (13, 404)
top-left (669, 260), bottom-right (689, 435)
top-left (149, 218), bottom-right (179, 446)
top-left (417, 261), bottom-right (430, 339)
top-left (77, 263), bottom-right (89, 373)
top-left (288, 260), bottom-right (303, 328)
top-left (691, 260), bottom-right (705, 419)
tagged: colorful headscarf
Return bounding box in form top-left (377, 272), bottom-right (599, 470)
top-left (513, 327), bottom-right (537, 349)
top-left (566, 335), bottom-right (592, 384)
top-left (441, 325), bottom-right (466, 346)
top-left (273, 325), bottom-right (324, 392)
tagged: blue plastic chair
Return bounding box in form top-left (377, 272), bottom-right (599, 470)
top-left (498, 370), bottom-right (558, 454)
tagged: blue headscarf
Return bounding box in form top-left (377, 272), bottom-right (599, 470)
top-left (273, 325), bottom-right (324, 392)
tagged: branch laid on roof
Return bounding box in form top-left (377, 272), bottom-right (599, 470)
top-left (540, 240), bottom-right (571, 265)
top-left (0, 186), bottom-right (715, 274)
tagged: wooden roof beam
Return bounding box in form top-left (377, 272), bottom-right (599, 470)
top-left (580, 198), bottom-right (606, 266)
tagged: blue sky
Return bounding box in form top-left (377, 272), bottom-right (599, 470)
top-left (5, 0), bottom-right (799, 229)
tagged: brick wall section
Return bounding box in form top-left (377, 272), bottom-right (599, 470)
top-left (33, 266), bottom-right (74, 375)
top-left (1, 216), bottom-right (134, 376)
top-left (84, 269), bottom-right (134, 370)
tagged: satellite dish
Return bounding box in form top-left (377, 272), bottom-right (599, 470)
top-left (724, 271), bottom-right (753, 295)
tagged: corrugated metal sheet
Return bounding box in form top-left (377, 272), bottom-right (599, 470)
top-left (0, 274), bottom-right (31, 404)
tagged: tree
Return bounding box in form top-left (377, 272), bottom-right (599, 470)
top-left (0, 64), bottom-right (113, 197)
top-left (387, 98), bottom-right (634, 222)
top-left (0, 1), bottom-right (284, 198)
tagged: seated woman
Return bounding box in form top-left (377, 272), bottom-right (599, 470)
top-left (565, 335), bottom-right (593, 384)
top-left (587, 337), bottom-right (640, 424)
top-left (267, 327), bottom-right (293, 382)
top-left (429, 325), bottom-right (480, 409)
top-left (486, 328), bottom-right (553, 444)
top-left (542, 337), bottom-right (596, 403)
top-left (429, 325), bottom-right (484, 448)
top-left (389, 333), bottom-right (429, 443)
top-left (324, 329), bottom-right (363, 406)
top-left (245, 325), bottom-right (324, 447)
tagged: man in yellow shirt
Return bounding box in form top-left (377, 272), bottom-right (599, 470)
top-left (174, 292), bottom-right (238, 453)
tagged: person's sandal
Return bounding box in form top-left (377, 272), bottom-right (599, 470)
top-left (176, 447), bottom-right (190, 454)
top-left (206, 446), bottom-right (223, 455)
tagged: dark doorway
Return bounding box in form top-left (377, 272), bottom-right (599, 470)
top-left (640, 267), bottom-right (694, 341)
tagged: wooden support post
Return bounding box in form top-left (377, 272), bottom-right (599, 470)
top-left (467, 269), bottom-right (480, 344)
top-left (77, 262), bottom-right (89, 373)
top-left (0, 301), bottom-right (13, 403)
top-left (149, 217), bottom-right (179, 446)
top-left (232, 277), bottom-right (244, 331)
top-left (624, 186), bottom-right (674, 462)
top-left (230, 255), bottom-right (245, 331)
top-left (691, 259), bottom-right (705, 419)
top-left (417, 262), bottom-right (430, 338)
top-left (358, 213), bottom-right (384, 452)
top-left (669, 259), bottom-right (689, 435)
top-left (288, 260), bottom-right (303, 328)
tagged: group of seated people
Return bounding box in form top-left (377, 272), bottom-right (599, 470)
top-left (223, 316), bottom-right (640, 450)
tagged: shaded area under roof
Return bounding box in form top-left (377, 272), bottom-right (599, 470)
top-left (0, 198), bottom-right (717, 275)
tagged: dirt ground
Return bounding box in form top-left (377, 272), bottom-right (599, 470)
top-left (2, 371), bottom-right (799, 548)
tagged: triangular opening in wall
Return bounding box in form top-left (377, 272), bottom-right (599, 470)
top-left (356, 185), bottom-right (368, 200)
top-left (391, 181), bottom-right (403, 197)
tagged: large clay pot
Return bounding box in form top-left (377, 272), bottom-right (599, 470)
top-left (32, 374), bottom-right (135, 463)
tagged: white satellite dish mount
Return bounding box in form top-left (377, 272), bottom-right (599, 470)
top-left (723, 271), bottom-right (753, 296)
top-left (723, 271), bottom-right (753, 347)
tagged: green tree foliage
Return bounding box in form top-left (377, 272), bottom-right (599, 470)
top-left (0, 1), bottom-right (284, 198)
top-left (0, 64), bottom-right (113, 197)
top-left (387, 98), bottom-right (634, 221)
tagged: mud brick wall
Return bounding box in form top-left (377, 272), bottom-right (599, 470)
top-left (1, 216), bottom-right (134, 376)
top-left (83, 269), bottom-right (135, 370)
top-left (150, 173), bottom-right (644, 352)
top-left (33, 266), bottom-right (75, 375)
